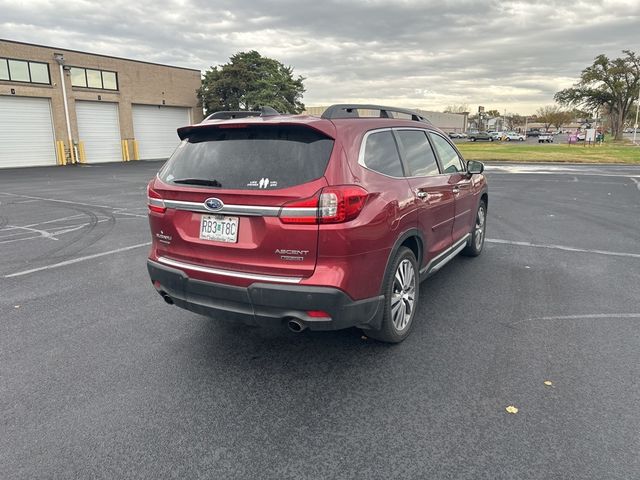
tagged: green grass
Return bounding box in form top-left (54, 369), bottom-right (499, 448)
top-left (456, 141), bottom-right (640, 164)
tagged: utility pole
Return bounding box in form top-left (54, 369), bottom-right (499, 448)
top-left (634, 94), bottom-right (639, 145)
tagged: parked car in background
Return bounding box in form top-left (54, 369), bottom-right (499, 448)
top-left (576, 132), bottom-right (586, 141)
top-left (146, 104), bottom-right (488, 343)
top-left (490, 131), bottom-right (504, 141)
top-left (468, 131), bottom-right (494, 142)
top-left (448, 132), bottom-right (462, 139)
top-left (526, 129), bottom-right (541, 137)
top-left (538, 132), bottom-right (554, 143)
top-left (458, 132), bottom-right (468, 139)
top-left (503, 131), bottom-right (525, 141)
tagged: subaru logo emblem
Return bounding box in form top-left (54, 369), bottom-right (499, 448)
top-left (204, 197), bottom-right (224, 211)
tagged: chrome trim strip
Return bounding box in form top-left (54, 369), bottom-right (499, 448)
top-left (157, 256), bottom-right (303, 284)
top-left (453, 209), bottom-right (471, 220)
top-left (148, 197), bottom-right (165, 207)
top-left (279, 207), bottom-right (318, 217)
top-left (163, 199), bottom-right (280, 217)
top-left (420, 233), bottom-right (471, 276)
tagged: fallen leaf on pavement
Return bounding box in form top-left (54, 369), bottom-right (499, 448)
top-left (544, 380), bottom-right (553, 386)
top-left (505, 405), bottom-right (519, 414)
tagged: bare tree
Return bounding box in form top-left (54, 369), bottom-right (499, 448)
top-left (443, 104), bottom-right (469, 114)
top-left (536, 105), bottom-right (562, 131)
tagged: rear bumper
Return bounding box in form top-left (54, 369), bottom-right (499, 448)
top-left (147, 260), bottom-right (384, 331)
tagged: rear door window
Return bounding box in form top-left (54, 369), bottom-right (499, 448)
top-left (361, 130), bottom-right (404, 177)
top-left (395, 130), bottom-right (440, 177)
top-left (159, 125), bottom-right (334, 190)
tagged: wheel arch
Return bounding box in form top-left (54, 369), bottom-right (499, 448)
top-left (380, 229), bottom-right (424, 295)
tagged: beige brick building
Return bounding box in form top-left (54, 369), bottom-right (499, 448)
top-left (0, 39), bottom-right (203, 168)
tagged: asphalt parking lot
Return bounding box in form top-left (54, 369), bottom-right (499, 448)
top-left (2, 161), bottom-right (639, 479)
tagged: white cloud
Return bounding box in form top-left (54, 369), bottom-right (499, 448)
top-left (0, 0), bottom-right (638, 114)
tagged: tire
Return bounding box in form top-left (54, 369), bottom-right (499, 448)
top-left (470, 137), bottom-right (476, 142)
top-left (490, 138), bottom-right (494, 142)
top-left (506, 138), bottom-right (511, 141)
top-left (519, 138), bottom-right (524, 141)
top-left (462, 199), bottom-right (487, 257)
top-left (366, 247), bottom-right (419, 343)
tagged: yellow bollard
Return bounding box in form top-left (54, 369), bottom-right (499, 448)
top-left (58, 141), bottom-right (66, 165)
top-left (78, 141), bottom-right (87, 163)
top-left (121, 140), bottom-right (130, 161)
top-left (132, 140), bottom-right (140, 161)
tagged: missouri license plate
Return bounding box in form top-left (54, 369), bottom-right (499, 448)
top-left (199, 215), bottom-right (239, 243)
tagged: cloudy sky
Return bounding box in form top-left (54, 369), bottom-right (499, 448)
top-left (1, 0), bottom-right (638, 115)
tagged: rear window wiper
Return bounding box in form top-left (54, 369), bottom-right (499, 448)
top-left (171, 178), bottom-right (222, 187)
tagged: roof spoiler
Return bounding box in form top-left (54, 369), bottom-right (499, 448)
top-left (178, 106), bottom-right (282, 140)
top-left (321, 104), bottom-right (431, 124)
top-left (204, 106), bottom-right (280, 121)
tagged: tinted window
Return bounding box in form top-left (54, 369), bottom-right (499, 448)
top-left (102, 71), bottom-right (117, 90)
top-left (0, 59), bottom-right (9, 80)
top-left (159, 125), bottom-right (334, 190)
top-left (430, 133), bottom-right (465, 173)
top-left (86, 69), bottom-right (102, 88)
top-left (29, 62), bottom-right (49, 84)
top-left (8, 60), bottom-right (29, 82)
top-left (396, 130), bottom-right (440, 177)
top-left (362, 131), bottom-right (403, 177)
top-left (70, 67), bottom-right (87, 87)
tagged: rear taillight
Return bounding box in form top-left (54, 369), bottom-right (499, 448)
top-left (147, 183), bottom-right (166, 214)
top-left (318, 186), bottom-right (368, 224)
top-left (279, 195), bottom-right (319, 224)
top-left (279, 186), bottom-right (368, 224)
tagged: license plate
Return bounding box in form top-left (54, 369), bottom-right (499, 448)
top-left (199, 215), bottom-right (239, 243)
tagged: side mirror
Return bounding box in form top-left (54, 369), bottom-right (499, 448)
top-left (467, 160), bottom-right (484, 175)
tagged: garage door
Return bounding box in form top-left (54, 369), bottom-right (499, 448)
top-left (75, 101), bottom-right (122, 164)
top-left (0, 96), bottom-right (56, 168)
top-left (132, 105), bottom-right (190, 160)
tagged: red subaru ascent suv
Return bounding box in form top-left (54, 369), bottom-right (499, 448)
top-left (147, 104), bottom-right (488, 343)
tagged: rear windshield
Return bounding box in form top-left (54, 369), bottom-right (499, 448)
top-left (159, 125), bottom-right (334, 190)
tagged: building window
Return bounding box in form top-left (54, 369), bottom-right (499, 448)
top-left (70, 66), bottom-right (118, 91)
top-left (0, 58), bottom-right (51, 84)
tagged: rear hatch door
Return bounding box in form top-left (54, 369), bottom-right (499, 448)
top-left (150, 123), bottom-right (334, 280)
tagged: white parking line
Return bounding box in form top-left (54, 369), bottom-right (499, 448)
top-left (486, 238), bottom-right (640, 259)
top-left (4, 242), bottom-right (152, 278)
top-left (512, 313), bottom-right (640, 326)
top-left (0, 192), bottom-right (116, 209)
top-left (631, 177), bottom-right (640, 191)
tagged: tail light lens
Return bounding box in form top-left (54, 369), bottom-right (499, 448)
top-left (319, 186), bottom-right (368, 223)
top-left (147, 183), bottom-right (166, 214)
top-left (279, 186), bottom-right (368, 224)
top-left (279, 195), bottom-right (319, 224)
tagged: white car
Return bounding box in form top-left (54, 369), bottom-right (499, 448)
top-left (538, 132), bottom-right (554, 143)
top-left (503, 131), bottom-right (525, 141)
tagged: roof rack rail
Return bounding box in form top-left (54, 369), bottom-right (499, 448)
top-left (205, 106), bottom-right (280, 121)
top-left (320, 104), bottom-right (431, 124)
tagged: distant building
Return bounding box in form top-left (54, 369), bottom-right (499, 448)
top-left (304, 106), bottom-right (468, 133)
top-left (0, 39), bottom-right (203, 168)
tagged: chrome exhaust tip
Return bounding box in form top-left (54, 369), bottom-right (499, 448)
top-left (287, 319), bottom-right (306, 333)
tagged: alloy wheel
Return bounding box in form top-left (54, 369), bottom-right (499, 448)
top-left (391, 259), bottom-right (416, 331)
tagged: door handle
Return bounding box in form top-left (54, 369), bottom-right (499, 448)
top-left (416, 191), bottom-right (429, 199)
top-left (452, 187), bottom-right (460, 194)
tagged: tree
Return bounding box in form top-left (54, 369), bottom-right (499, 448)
top-left (536, 105), bottom-right (559, 131)
top-left (536, 105), bottom-right (573, 131)
top-left (485, 109), bottom-right (501, 118)
top-left (555, 50), bottom-right (640, 140)
top-left (443, 104), bottom-right (469, 114)
top-left (552, 110), bottom-right (573, 131)
top-left (198, 51), bottom-right (306, 115)
top-left (504, 113), bottom-right (525, 131)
